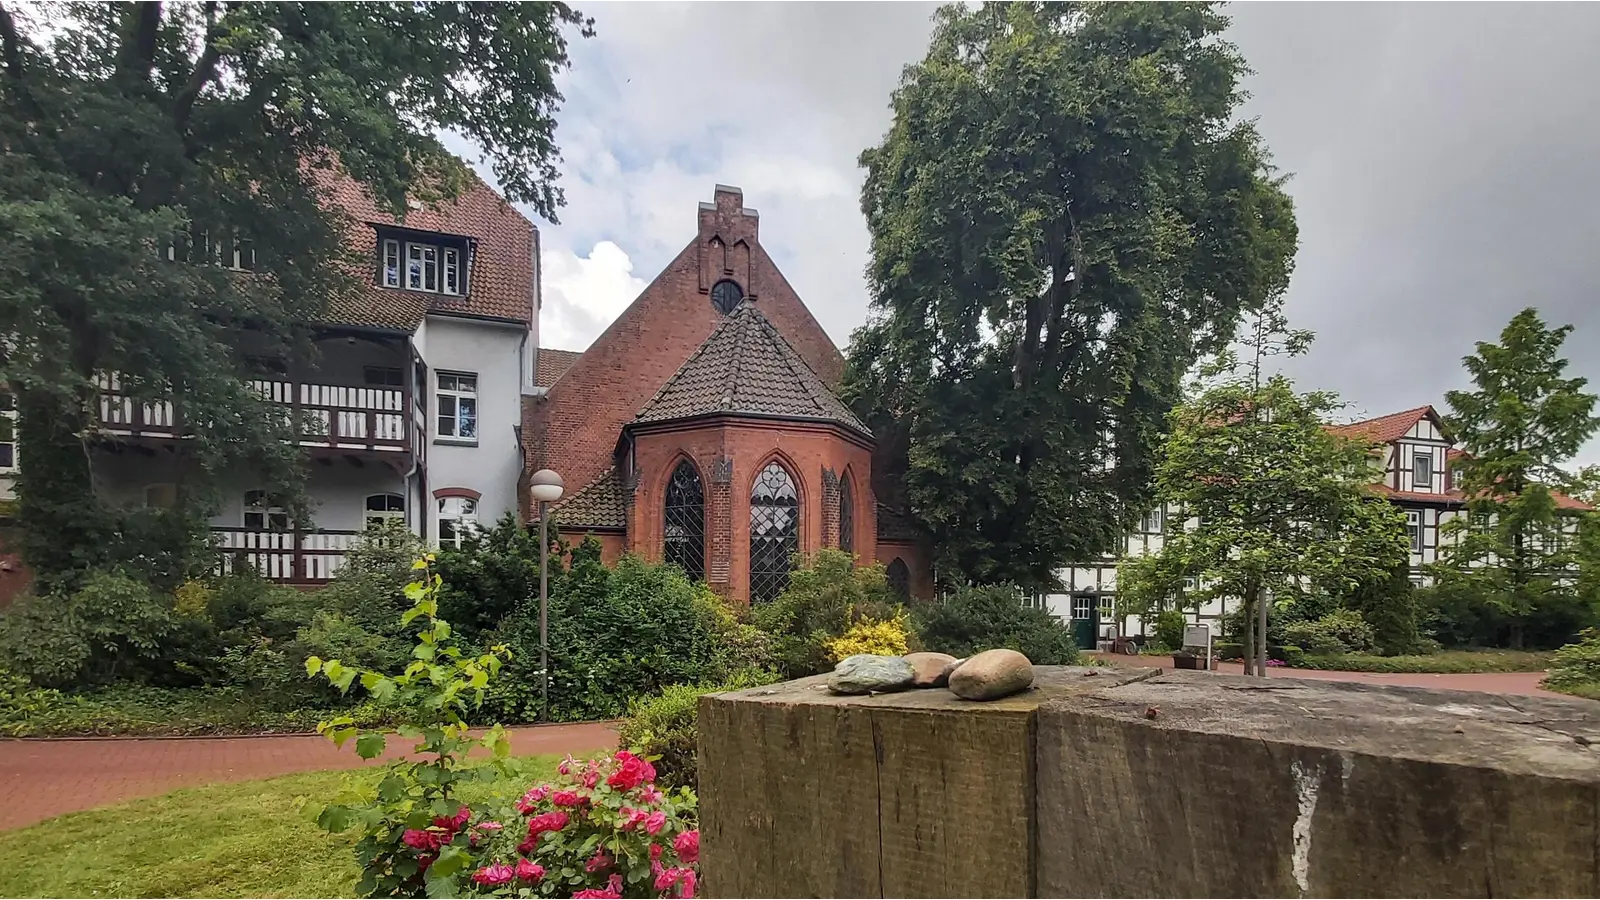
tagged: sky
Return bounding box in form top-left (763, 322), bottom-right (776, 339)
top-left (479, 2), bottom-right (1600, 463)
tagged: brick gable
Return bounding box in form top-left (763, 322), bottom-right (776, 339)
top-left (523, 186), bottom-right (845, 519)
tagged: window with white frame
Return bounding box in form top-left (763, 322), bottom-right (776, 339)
top-left (1413, 452), bottom-right (1433, 489)
top-left (437, 496), bottom-right (478, 548)
top-left (168, 229), bottom-right (254, 271)
top-left (365, 493), bottom-right (406, 529)
top-left (381, 237), bottom-right (463, 295)
top-left (244, 490), bottom-right (290, 530)
top-left (436, 372), bottom-right (478, 440)
top-left (1140, 507), bottom-right (1163, 534)
top-left (1406, 510), bottom-right (1421, 552)
top-left (0, 390), bottom-right (14, 472)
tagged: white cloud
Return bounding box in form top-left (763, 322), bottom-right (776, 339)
top-left (540, 241), bottom-right (649, 350)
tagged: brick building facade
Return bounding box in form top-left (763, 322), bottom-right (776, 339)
top-left (522, 186), bottom-right (933, 604)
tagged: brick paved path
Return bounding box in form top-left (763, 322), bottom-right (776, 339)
top-left (1101, 653), bottom-right (1560, 696)
top-left (0, 722), bottom-right (617, 832)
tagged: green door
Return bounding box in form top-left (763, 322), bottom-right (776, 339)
top-left (1072, 614), bottom-right (1097, 650)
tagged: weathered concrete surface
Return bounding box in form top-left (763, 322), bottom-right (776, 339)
top-left (1038, 673), bottom-right (1600, 898)
top-left (699, 666), bottom-right (1158, 898)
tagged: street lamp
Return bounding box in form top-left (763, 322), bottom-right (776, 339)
top-left (529, 468), bottom-right (565, 722)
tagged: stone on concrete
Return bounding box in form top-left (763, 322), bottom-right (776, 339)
top-left (948, 648), bottom-right (1035, 700)
top-left (903, 651), bottom-right (959, 687)
top-left (827, 654), bottom-right (915, 695)
top-left (1036, 672), bottom-right (1600, 898)
top-left (698, 665), bottom-right (1159, 898)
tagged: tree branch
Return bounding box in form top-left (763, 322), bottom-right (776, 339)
top-left (115, 1), bottom-right (163, 88)
top-left (0, 1), bottom-right (40, 119)
top-left (173, 1), bottom-right (220, 132)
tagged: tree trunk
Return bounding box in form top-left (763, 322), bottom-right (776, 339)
top-left (1240, 585), bottom-right (1256, 677)
top-left (1255, 581), bottom-right (1269, 676)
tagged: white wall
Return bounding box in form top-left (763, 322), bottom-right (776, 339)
top-left (420, 314), bottom-right (527, 534)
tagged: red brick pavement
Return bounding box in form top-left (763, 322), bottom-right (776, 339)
top-left (0, 722), bottom-right (617, 832)
top-left (1099, 653), bottom-right (1560, 696)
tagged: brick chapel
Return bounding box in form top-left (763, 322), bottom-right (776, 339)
top-left (521, 186), bottom-right (934, 605)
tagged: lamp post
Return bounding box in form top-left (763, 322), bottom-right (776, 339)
top-left (529, 468), bottom-right (565, 722)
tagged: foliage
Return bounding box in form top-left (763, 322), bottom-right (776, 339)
top-left (0, 683), bottom-right (407, 738)
top-left (1542, 629), bottom-right (1600, 694)
top-left (462, 750), bottom-right (699, 898)
top-left (1291, 649), bottom-right (1553, 674)
top-left (844, 1), bottom-right (1298, 589)
top-left (1340, 560), bottom-right (1420, 656)
top-left (1115, 552), bottom-right (1197, 626)
top-left (308, 554), bottom-right (516, 899)
top-left (749, 550), bottom-right (903, 677)
top-left (1282, 610), bottom-right (1376, 655)
top-left (913, 584), bottom-right (1080, 665)
top-left (0, 2), bottom-right (591, 588)
top-left (434, 513), bottom-right (543, 642)
top-left (1416, 579), bottom-right (1600, 651)
top-left (0, 570), bottom-right (188, 688)
top-left (615, 670), bottom-right (779, 793)
top-left (1438, 308), bottom-right (1600, 647)
top-left (1152, 610), bottom-right (1188, 654)
top-left (824, 612), bottom-right (912, 662)
top-left (0, 758), bottom-right (566, 899)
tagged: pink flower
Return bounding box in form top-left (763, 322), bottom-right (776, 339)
top-left (475, 821), bottom-right (503, 832)
top-left (402, 829), bottom-right (441, 852)
top-left (558, 754), bottom-right (576, 775)
top-left (618, 807), bottom-right (650, 831)
top-left (516, 784), bottom-right (552, 813)
top-left (609, 873), bottom-right (624, 894)
top-left (526, 810), bottom-right (570, 838)
top-left (585, 851), bottom-right (613, 873)
top-left (644, 810), bottom-right (668, 835)
top-left (674, 830), bottom-right (699, 864)
top-left (515, 858), bottom-right (546, 883)
top-left (649, 843), bottom-right (664, 861)
top-left (656, 866), bottom-right (690, 892)
top-left (608, 751), bottom-right (656, 791)
top-left (640, 784), bottom-right (665, 805)
top-left (580, 768), bottom-right (601, 789)
top-left (571, 891), bottom-right (621, 899)
top-left (517, 838), bottom-right (536, 856)
top-left (677, 870), bottom-right (697, 899)
top-left (551, 789), bottom-right (585, 808)
top-left (471, 863), bottom-right (515, 887)
top-left (433, 805), bottom-right (471, 833)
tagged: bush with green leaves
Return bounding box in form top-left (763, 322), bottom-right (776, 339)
top-left (1152, 609), bottom-right (1187, 653)
top-left (433, 513), bottom-right (542, 642)
top-left (1544, 629), bottom-right (1600, 694)
top-left (1282, 609), bottom-right (1377, 655)
top-left (616, 668), bottom-right (779, 792)
top-left (749, 550), bottom-right (903, 677)
top-left (913, 584), bottom-right (1080, 664)
top-left (0, 570), bottom-right (188, 688)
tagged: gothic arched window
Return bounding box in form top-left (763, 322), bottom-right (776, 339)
top-left (664, 460), bottom-right (706, 581)
top-left (838, 477), bottom-right (855, 555)
top-left (749, 460), bottom-right (799, 603)
top-left (887, 558), bottom-right (911, 600)
top-left (711, 279), bottom-right (744, 315)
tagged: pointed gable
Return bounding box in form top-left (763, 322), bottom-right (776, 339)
top-left (1327, 405), bottom-right (1450, 444)
top-left (633, 303), bottom-right (868, 435)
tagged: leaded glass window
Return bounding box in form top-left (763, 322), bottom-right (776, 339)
top-left (887, 558), bottom-right (910, 600)
top-left (749, 461), bottom-right (799, 604)
top-left (664, 460), bottom-right (706, 581)
top-left (711, 279), bottom-right (744, 314)
top-left (838, 478), bottom-right (854, 555)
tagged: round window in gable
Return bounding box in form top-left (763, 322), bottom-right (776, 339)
top-left (711, 279), bottom-right (744, 314)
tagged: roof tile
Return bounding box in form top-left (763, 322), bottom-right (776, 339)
top-left (535, 348), bottom-right (584, 388)
top-left (551, 467), bottom-right (627, 529)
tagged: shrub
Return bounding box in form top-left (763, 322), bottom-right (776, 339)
top-left (1153, 610), bottom-right (1187, 653)
top-left (1545, 629), bottom-right (1600, 693)
top-left (616, 669), bottom-right (779, 792)
top-left (824, 612), bottom-right (911, 662)
top-left (913, 584), bottom-right (1080, 664)
top-left (1278, 644), bottom-right (1307, 667)
top-left (0, 570), bottom-right (183, 688)
top-left (751, 550), bottom-right (903, 677)
top-left (1282, 609), bottom-right (1376, 655)
top-left (433, 513), bottom-right (542, 642)
top-left (1293, 649), bottom-right (1552, 674)
top-left (1341, 561), bottom-right (1419, 655)
top-left (1213, 641), bottom-right (1243, 661)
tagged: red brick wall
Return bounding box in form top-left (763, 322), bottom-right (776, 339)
top-left (523, 186), bottom-right (845, 518)
top-left (555, 529), bottom-right (626, 567)
top-left (626, 417), bottom-right (875, 607)
top-left (875, 539), bottom-right (935, 602)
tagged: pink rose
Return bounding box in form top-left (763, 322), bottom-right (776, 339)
top-left (571, 891), bottom-right (620, 899)
top-left (517, 784), bottom-right (552, 814)
top-left (607, 751), bottom-right (655, 791)
top-left (678, 869), bottom-right (698, 899)
top-left (674, 830), bottom-right (699, 864)
top-left (609, 873), bottom-right (624, 894)
top-left (558, 754), bottom-right (576, 775)
top-left (581, 768), bottom-right (601, 789)
top-left (433, 805), bottom-right (471, 833)
top-left (618, 807), bottom-right (650, 831)
top-left (551, 789), bottom-right (585, 808)
top-left (649, 843), bottom-right (663, 861)
top-left (585, 851), bottom-right (613, 873)
top-left (640, 784), bottom-right (665, 805)
top-left (402, 829), bottom-right (442, 852)
top-left (656, 866), bottom-right (690, 892)
top-left (476, 821), bottom-right (503, 832)
top-left (471, 863), bottom-right (514, 887)
top-left (644, 810), bottom-right (668, 835)
top-left (515, 858), bottom-right (545, 883)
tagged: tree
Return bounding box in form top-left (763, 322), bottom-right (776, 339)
top-left (1136, 359), bottom-right (1410, 675)
top-left (1440, 308), bottom-right (1599, 647)
top-left (0, 2), bottom-right (591, 588)
top-left (844, 1), bottom-right (1298, 589)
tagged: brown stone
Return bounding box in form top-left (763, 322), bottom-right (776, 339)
top-left (903, 651), bottom-right (959, 687)
top-left (947, 648), bottom-right (1034, 701)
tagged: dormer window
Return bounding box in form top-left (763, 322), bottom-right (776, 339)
top-left (1414, 453), bottom-right (1433, 490)
top-left (379, 233), bottom-right (465, 296)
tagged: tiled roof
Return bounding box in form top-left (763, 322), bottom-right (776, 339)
top-left (551, 467), bottom-right (626, 529)
top-left (632, 302), bottom-right (869, 435)
top-left (535, 348), bottom-right (584, 388)
top-left (876, 503), bottom-right (923, 543)
top-left (314, 164), bottom-right (537, 328)
top-left (1326, 406), bottom-right (1442, 444)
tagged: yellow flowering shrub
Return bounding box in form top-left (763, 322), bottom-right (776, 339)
top-left (824, 611), bottom-right (911, 662)
top-left (173, 579), bottom-right (212, 620)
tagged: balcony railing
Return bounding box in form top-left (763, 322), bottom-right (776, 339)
top-left (213, 527), bottom-right (362, 583)
top-left (96, 374), bottom-right (411, 452)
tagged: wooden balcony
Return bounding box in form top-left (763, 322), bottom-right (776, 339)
top-left (213, 527), bottom-right (363, 583)
top-left (96, 374), bottom-right (415, 454)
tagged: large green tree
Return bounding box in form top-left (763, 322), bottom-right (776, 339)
top-left (0, 2), bottom-right (589, 588)
top-left (845, 1), bottom-right (1298, 588)
top-left (1440, 308), bottom-right (1599, 647)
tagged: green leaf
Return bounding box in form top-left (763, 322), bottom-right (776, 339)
top-left (377, 774), bottom-right (409, 802)
top-left (305, 656), bottom-right (323, 678)
top-left (404, 581), bottom-right (428, 601)
top-left (355, 732), bottom-right (386, 760)
top-left (316, 804), bottom-right (356, 833)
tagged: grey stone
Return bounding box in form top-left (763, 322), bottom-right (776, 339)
top-left (903, 652), bottom-right (960, 687)
top-left (948, 649), bottom-right (1034, 701)
top-left (827, 654), bottom-right (915, 695)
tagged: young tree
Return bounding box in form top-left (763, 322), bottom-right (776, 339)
top-left (1440, 309), bottom-right (1599, 647)
top-left (0, 3), bottom-right (590, 587)
top-left (844, 1), bottom-right (1298, 589)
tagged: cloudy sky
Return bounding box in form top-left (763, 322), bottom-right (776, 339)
top-left (479, 2), bottom-right (1600, 462)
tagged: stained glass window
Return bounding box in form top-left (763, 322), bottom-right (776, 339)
top-left (838, 478), bottom-right (854, 555)
top-left (749, 461), bottom-right (799, 604)
top-left (664, 460), bottom-right (706, 581)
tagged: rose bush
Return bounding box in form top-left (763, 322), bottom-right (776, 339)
top-left (445, 749), bottom-right (700, 898)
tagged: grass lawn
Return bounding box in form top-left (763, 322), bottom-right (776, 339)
top-left (1292, 648), bottom-right (1553, 674)
top-left (0, 756), bottom-right (560, 898)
